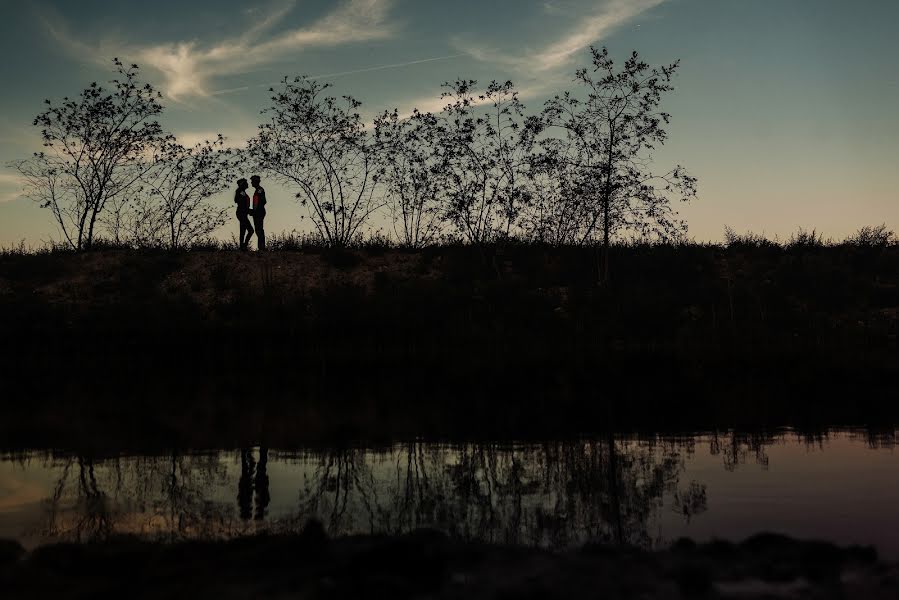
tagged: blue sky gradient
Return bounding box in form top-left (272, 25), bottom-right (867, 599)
top-left (1, 0), bottom-right (897, 245)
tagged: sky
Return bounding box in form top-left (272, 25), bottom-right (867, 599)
top-left (0, 0), bottom-right (897, 246)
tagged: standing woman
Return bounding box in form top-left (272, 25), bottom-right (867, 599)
top-left (234, 178), bottom-right (253, 250)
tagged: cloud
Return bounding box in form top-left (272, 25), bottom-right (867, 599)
top-left (211, 53), bottom-right (468, 97)
top-left (241, 0), bottom-right (298, 42)
top-left (457, 0), bottom-right (664, 73)
top-left (535, 0), bottom-right (664, 70)
top-left (0, 173), bottom-right (25, 204)
top-left (310, 54), bottom-right (468, 82)
top-left (43, 0), bottom-right (398, 100)
top-left (0, 119), bottom-right (42, 155)
top-left (0, 174), bottom-right (23, 185)
top-left (383, 0), bottom-right (665, 122)
top-left (174, 127), bottom-right (258, 149)
top-left (389, 81), bottom-right (555, 122)
top-left (40, 16), bottom-right (122, 69)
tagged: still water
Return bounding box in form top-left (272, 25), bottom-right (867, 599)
top-left (1, 430), bottom-right (898, 556)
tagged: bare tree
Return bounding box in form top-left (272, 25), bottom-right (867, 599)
top-left (433, 80), bottom-right (539, 243)
top-left (143, 137), bottom-right (233, 249)
top-left (101, 192), bottom-right (166, 247)
top-left (13, 59), bottom-right (166, 250)
top-left (373, 109), bottom-right (444, 247)
top-left (249, 77), bottom-right (382, 247)
top-left (522, 148), bottom-right (595, 244)
top-left (100, 137), bottom-right (231, 248)
top-left (542, 47), bottom-right (697, 282)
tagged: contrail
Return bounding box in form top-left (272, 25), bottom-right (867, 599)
top-left (211, 53), bottom-right (467, 96)
top-left (309, 53), bottom-right (467, 79)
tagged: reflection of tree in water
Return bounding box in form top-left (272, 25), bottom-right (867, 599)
top-left (35, 451), bottom-right (234, 542)
top-left (709, 431), bottom-right (775, 471)
top-left (30, 432), bottom-right (846, 548)
top-left (40, 457), bottom-right (113, 542)
top-left (703, 430), bottom-right (885, 472)
top-left (855, 429), bottom-right (896, 450)
top-left (278, 437), bottom-right (710, 549)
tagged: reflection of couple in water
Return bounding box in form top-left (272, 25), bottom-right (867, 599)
top-left (238, 447), bottom-right (270, 521)
top-left (234, 175), bottom-right (267, 251)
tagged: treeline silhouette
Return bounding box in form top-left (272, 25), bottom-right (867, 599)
top-left (13, 48), bottom-right (695, 284)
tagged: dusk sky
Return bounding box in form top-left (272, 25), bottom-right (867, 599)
top-left (1, 0), bottom-right (897, 246)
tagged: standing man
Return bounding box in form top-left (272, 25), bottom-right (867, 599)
top-left (250, 175), bottom-right (267, 251)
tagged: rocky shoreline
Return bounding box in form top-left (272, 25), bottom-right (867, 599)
top-left (1, 524), bottom-right (896, 599)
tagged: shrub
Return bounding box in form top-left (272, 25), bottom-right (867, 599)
top-left (845, 224), bottom-right (895, 248)
top-left (723, 226), bottom-right (778, 250)
top-left (786, 228), bottom-right (828, 250)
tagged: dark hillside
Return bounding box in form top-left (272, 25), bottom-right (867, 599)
top-left (0, 242), bottom-right (896, 448)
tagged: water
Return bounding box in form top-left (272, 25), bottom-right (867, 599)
top-left (2, 430), bottom-right (898, 556)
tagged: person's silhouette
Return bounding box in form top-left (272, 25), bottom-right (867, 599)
top-left (250, 175), bottom-right (267, 251)
top-left (234, 178), bottom-right (254, 250)
top-left (254, 446), bottom-right (271, 521)
top-left (238, 448), bottom-right (256, 521)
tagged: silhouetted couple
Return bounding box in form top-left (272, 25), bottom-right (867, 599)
top-left (235, 175), bottom-right (267, 251)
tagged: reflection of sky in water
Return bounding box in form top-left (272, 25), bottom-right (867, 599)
top-left (1, 431), bottom-right (897, 556)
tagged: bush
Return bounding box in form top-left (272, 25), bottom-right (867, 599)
top-left (786, 228), bottom-right (829, 250)
top-left (264, 231), bottom-right (327, 252)
top-left (723, 226), bottom-right (778, 250)
top-left (845, 224), bottom-right (895, 248)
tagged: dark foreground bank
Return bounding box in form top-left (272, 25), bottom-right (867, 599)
top-left (0, 525), bottom-right (894, 599)
top-left (1, 243), bottom-right (897, 448)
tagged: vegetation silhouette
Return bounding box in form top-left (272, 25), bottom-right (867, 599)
top-left (129, 136), bottom-right (232, 249)
top-left (11, 60), bottom-right (166, 251)
top-left (12, 46), bottom-right (695, 266)
top-left (540, 47), bottom-right (696, 283)
top-left (248, 77), bottom-right (381, 247)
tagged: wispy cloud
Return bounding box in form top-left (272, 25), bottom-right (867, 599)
top-left (390, 81), bottom-right (556, 121)
top-left (211, 53), bottom-right (467, 97)
top-left (310, 53), bottom-right (468, 82)
top-left (0, 192), bottom-right (23, 205)
top-left (457, 0), bottom-right (664, 72)
top-left (0, 118), bottom-right (43, 154)
top-left (535, 0), bottom-right (663, 70)
top-left (0, 174), bottom-right (23, 185)
top-left (43, 0), bottom-right (399, 100)
top-left (0, 173), bottom-right (25, 204)
top-left (174, 127), bottom-right (259, 149)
